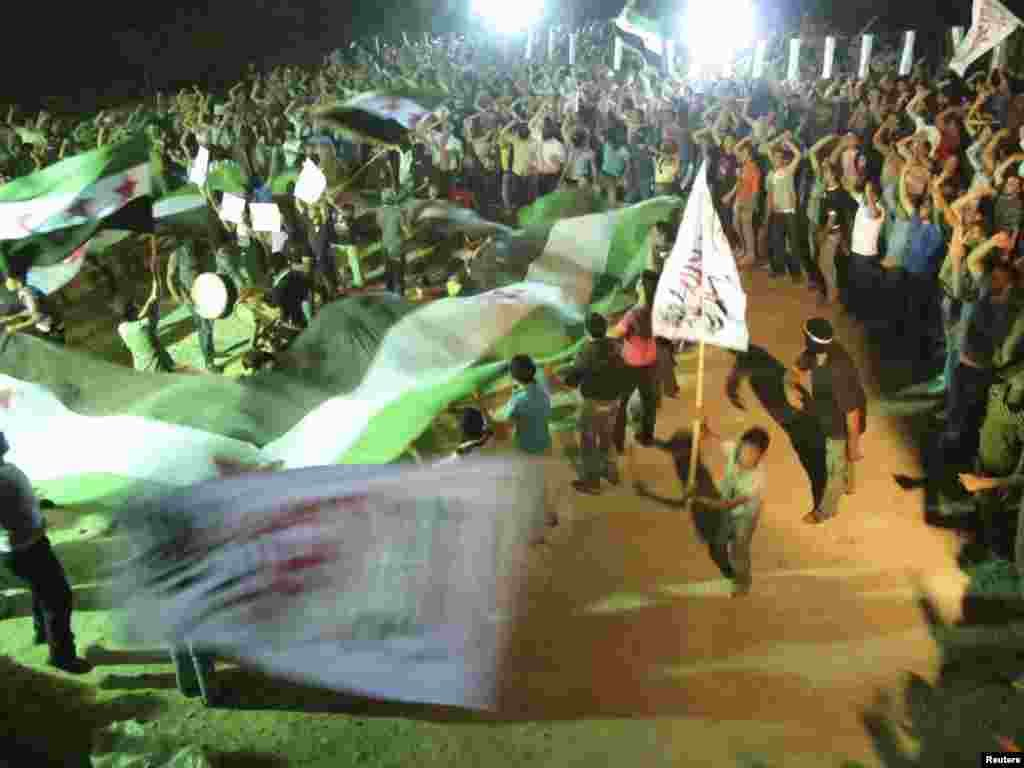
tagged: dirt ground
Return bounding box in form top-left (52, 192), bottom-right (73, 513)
top-left (3, 266), bottom-right (1024, 767)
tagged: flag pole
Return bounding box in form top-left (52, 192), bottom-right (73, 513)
top-left (686, 339), bottom-right (706, 494)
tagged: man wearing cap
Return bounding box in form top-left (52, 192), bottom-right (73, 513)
top-left (785, 318), bottom-right (867, 524)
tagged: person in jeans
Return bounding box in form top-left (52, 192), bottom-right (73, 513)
top-left (609, 270), bottom-right (661, 451)
top-left (553, 313), bottom-right (633, 495)
top-left (942, 231), bottom-right (1021, 467)
top-left (763, 134), bottom-right (817, 291)
top-left (0, 424), bottom-right (91, 674)
top-left (785, 318), bottom-right (867, 524)
top-left (722, 138), bottom-right (761, 269)
top-left (685, 420), bottom-right (770, 597)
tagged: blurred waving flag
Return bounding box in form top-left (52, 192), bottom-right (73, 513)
top-left (614, 3), bottom-right (665, 68)
top-left (109, 459), bottom-right (547, 709)
top-left (949, 0), bottom-right (1022, 76)
top-left (311, 91), bottom-right (448, 146)
top-left (0, 135), bottom-right (153, 278)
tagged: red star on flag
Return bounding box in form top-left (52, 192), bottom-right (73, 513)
top-left (114, 177), bottom-right (138, 203)
top-left (17, 213), bottom-right (35, 234)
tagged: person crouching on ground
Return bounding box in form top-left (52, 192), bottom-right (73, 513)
top-left (683, 418), bottom-right (770, 598)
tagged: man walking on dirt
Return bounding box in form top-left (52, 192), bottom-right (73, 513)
top-left (785, 318), bottom-right (867, 524)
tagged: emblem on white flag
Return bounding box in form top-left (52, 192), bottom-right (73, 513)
top-left (949, 0), bottom-right (1023, 77)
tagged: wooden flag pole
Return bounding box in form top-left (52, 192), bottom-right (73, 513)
top-left (686, 339), bottom-right (706, 494)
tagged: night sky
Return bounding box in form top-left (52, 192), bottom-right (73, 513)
top-left (2, 0), bottom-right (998, 113)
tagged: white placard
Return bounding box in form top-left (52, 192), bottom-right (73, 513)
top-left (294, 159), bottom-right (328, 205)
top-left (900, 30), bottom-right (916, 76)
top-left (271, 231), bottom-right (289, 254)
top-left (188, 146), bottom-right (210, 186)
top-left (220, 192), bottom-right (246, 224)
top-left (859, 34), bottom-right (874, 80)
top-left (569, 32), bottom-right (577, 65)
top-left (526, 29), bottom-right (534, 60)
top-left (787, 38), bottom-right (802, 82)
top-left (952, 26), bottom-right (965, 48)
top-left (822, 36), bottom-right (836, 79)
top-left (548, 28), bottom-right (556, 61)
top-left (753, 41), bottom-right (768, 78)
top-left (666, 40), bottom-right (676, 75)
top-left (613, 36), bottom-right (623, 71)
top-left (249, 202), bottom-right (283, 233)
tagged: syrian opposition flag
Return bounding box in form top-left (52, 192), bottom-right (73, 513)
top-left (0, 198), bottom-right (680, 504)
top-left (652, 162), bottom-right (749, 352)
top-left (108, 458), bottom-right (546, 709)
top-left (24, 240), bottom-right (91, 295)
top-left (311, 91), bottom-right (448, 147)
top-left (0, 136), bottom-right (153, 279)
top-left (261, 196), bottom-right (682, 469)
top-left (950, 0), bottom-right (1023, 76)
top-left (614, 3), bottom-right (665, 69)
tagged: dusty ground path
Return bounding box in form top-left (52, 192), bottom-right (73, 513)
top-left (0, 268), bottom-right (1000, 767)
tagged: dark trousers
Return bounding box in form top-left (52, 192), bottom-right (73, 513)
top-left (614, 364), bottom-right (658, 452)
top-left (4, 537), bottom-right (75, 660)
top-left (538, 174), bottom-right (560, 197)
top-left (656, 338), bottom-right (679, 399)
top-left (847, 252), bottom-right (881, 321)
top-left (902, 271), bottom-right (942, 362)
top-left (171, 642), bottom-right (216, 702)
top-left (768, 212), bottom-right (805, 277)
top-left (386, 256), bottom-right (407, 296)
top-left (187, 303), bottom-right (215, 367)
top-left (942, 362), bottom-right (994, 466)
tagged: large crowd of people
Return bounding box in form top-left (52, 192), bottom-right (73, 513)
top-left (4, 15), bottom-right (1024, 688)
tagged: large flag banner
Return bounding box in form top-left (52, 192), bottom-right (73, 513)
top-left (950, 0), bottom-right (1023, 76)
top-left (0, 136), bottom-right (153, 278)
top-left (108, 459), bottom-right (548, 710)
top-left (652, 163), bottom-right (749, 352)
top-left (312, 91), bottom-right (448, 147)
top-left (614, 3), bottom-right (665, 68)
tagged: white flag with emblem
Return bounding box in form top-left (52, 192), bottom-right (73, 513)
top-left (652, 162), bottom-right (749, 352)
top-left (950, 0), bottom-right (1023, 76)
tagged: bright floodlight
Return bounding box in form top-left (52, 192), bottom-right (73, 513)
top-left (683, 0), bottom-right (755, 75)
top-left (472, 0), bottom-right (543, 33)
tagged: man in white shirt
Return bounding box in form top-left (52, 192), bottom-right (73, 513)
top-left (0, 421), bottom-right (91, 674)
top-left (847, 179), bottom-right (886, 321)
top-left (685, 420), bottom-right (770, 597)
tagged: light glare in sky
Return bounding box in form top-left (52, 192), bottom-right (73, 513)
top-left (472, 0), bottom-right (544, 33)
top-left (683, 0), bottom-right (755, 74)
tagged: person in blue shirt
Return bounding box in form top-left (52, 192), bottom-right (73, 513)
top-left (492, 354), bottom-right (553, 456)
top-left (900, 192), bottom-right (947, 366)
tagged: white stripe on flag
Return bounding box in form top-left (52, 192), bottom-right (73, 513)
top-left (26, 242), bottom-right (89, 295)
top-left (345, 93), bottom-right (432, 129)
top-left (524, 211), bottom-right (617, 313)
top-left (260, 282), bottom-right (570, 469)
top-left (0, 374), bottom-right (263, 492)
top-left (0, 163), bottom-right (151, 240)
top-left (154, 193), bottom-right (207, 220)
top-left (652, 163), bottom-right (749, 352)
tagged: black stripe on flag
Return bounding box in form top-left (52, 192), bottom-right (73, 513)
top-left (614, 27), bottom-right (662, 69)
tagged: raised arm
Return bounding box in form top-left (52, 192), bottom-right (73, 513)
top-left (995, 152), bottom-right (1024, 189)
top-left (809, 133), bottom-right (835, 176)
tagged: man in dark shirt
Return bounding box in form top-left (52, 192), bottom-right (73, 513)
top-left (554, 313), bottom-right (632, 494)
top-left (168, 240), bottom-right (217, 371)
top-left (785, 318), bottom-right (867, 524)
top-left (270, 257), bottom-right (313, 329)
top-left (901, 194), bottom-right (946, 365)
